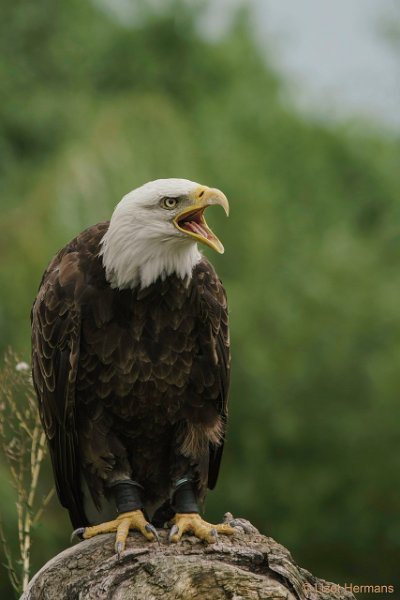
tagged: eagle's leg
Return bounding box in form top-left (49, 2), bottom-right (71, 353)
top-left (169, 477), bottom-right (236, 543)
top-left (75, 480), bottom-right (158, 554)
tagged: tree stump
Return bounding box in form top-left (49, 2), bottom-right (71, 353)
top-left (21, 516), bottom-right (355, 600)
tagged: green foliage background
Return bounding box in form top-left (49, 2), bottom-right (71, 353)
top-left (1, 0), bottom-right (399, 596)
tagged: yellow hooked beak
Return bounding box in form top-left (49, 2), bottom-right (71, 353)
top-left (173, 186), bottom-right (229, 253)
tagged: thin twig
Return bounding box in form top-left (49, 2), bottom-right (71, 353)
top-left (33, 488), bottom-right (55, 526)
top-left (21, 427), bottom-right (47, 589)
top-left (0, 351), bottom-right (53, 596)
top-left (0, 516), bottom-right (20, 593)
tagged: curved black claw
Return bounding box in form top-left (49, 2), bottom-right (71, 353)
top-left (210, 527), bottom-right (217, 535)
top-left (168, 524), bottom-right (179, 543)
top-left (209, 528), bottom-right (218, 542)
top-left (145, 523), bottom-right (161, 544)
top-left (115, 541), bottom-right (124, 559)
top-left (70, 527), bottom-right (86, 543)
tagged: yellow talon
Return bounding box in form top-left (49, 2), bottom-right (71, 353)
top-left (81, 509), bottom-right (158, 553)
top-left (169, 513), bottom-right (236, 544)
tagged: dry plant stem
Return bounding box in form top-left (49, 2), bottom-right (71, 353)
top-left (0, 352), bottom-right (54, 596)
top-left (21, 427), bottom-right (47, 591)
top-left (0, 517), bottom-right (20, 593)
top-left (33, 488), bottom-right (55, 527)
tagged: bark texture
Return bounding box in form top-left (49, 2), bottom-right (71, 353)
top-left (21, 517), bottom-right (355, 600)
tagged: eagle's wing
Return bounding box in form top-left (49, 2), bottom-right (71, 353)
top-left (196, 259), bottom-right (231, 490)
top-left (31, 250), bottom-right (87, 528)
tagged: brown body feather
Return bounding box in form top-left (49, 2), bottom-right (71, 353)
top-left (31, 222), bottom-right (230, 528)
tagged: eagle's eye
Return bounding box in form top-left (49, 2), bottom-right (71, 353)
top-left (162, 197), bottom-right (178, 210)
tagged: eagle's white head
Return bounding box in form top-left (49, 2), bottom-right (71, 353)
top-left (100, 178), bottom-right (229, 289)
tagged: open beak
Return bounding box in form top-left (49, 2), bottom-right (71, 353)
top-left (173, 186), bottom-right (229, 253)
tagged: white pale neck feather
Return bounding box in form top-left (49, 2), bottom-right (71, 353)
top-left (100, 205), bottom-right (202, 290)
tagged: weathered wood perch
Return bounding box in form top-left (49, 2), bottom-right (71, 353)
top-left (21, 516), bottom-right (355, 600)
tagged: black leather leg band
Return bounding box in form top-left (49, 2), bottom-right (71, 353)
top-left (109, 479), bottom-right (144, 514)
top-left (172, 477), bottom-right (199, 514)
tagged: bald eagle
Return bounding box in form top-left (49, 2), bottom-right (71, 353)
top-left (31, 178), bottom-right (236, 552)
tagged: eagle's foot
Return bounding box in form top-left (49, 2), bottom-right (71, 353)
top-left (169, 512), bottom-right (236, 544)
top-left (78, 509), bottom-right (158, 554)
top-left (223, 512), bottom-right (260, 534)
